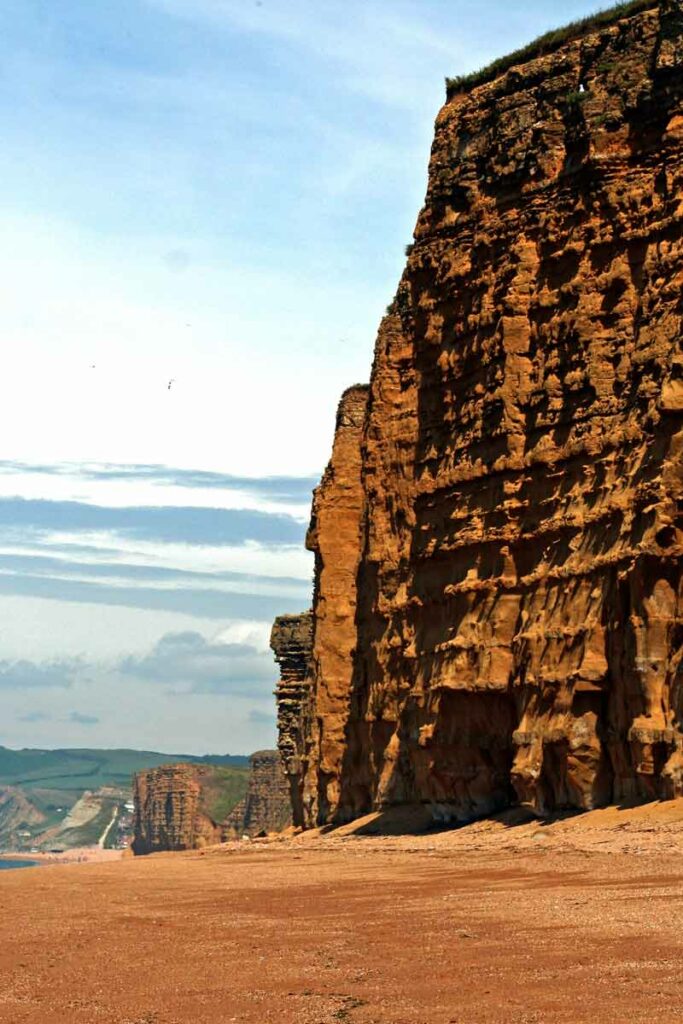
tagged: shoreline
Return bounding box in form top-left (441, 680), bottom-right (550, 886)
top-left (0, 848), bottom-right (125, 866)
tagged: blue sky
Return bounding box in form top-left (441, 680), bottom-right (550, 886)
top-left (1, 0), bottom-right (611, 752)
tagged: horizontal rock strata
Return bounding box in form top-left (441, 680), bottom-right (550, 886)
top-left (223, 750), bottom-right (291, 838)
top-left (271, 612), bottom-right (314, 827)
top-left (276, 0), bottom-right (683, 824)
top-left (132, 764), bottom-right (226, 854)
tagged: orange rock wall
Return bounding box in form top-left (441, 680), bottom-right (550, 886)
top-left (132, 765), bottom-right (223, 854)
top-left (304, 386), bottom-right (369, 823)
top-left (277, 0), bottom-right (683, 824)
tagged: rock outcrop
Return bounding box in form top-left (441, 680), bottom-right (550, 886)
top-left (304, 386), bottom-right (369, 824)
top-left (223, 750), bottom-right (291, 838)
top-left (276, 0), bottom-right (683, 824)
top-left (271, 612), bottom-right (314, 827)
top-left (132, 764), bottom-right (246, 854)
top-left (133, 755), bottom-right (289, 853)
top-left (133, 765), bottom-right (218, 853)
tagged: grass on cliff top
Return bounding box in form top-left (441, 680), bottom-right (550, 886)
top-left (446, 0), bottom-right (658, 97)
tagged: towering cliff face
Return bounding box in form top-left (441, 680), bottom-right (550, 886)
top-left (223, 750), bottom-right (291, 838)
top-left (277, 1), bottom-right (683, 824)
top-left (271, 388), bottom-right (368, 828)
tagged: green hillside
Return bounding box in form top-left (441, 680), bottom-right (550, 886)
top-left (0, 747), bottom-right (251, 852)
top-left (0, 746), bottom-right (249, 793)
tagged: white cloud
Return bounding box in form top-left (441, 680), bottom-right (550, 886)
top-left (0, 461), bottom-right (314, 519)
top-left (0, 532), bottom-right (311, 580)
top-left (119, 629), bottom-right (274, 694)
top-left (0, 594), bottom-right (274, 661)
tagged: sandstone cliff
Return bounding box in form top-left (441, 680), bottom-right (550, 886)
top-left (303, 386), bottom-right (369, 823)
top-left (275, 0), bottom-right (683, 824)
top-left (132, 764), bottom-right (246, 854)
top-left (271, 612), bottom-right (314, 826)
top-left (222, 750), bottom-right (291, 838)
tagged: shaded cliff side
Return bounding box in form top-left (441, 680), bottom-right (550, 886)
top-left (223, 750), bottom-right (291, 838)
top-left (271, 612), bottom-right (314, 827)
top-left (274, 0), bottom-right (683, 825)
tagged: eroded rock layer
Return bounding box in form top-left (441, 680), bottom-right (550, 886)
top-left (132, 765), bottom-right (226, 854)
top-left (277, 0), bottom-right (683, 824)
top-left (223, 750), bottom-right (291, 838)
top-left (271, 612), bottom-right (314, 827)
top-left (304, 386), bottom-right (369, 824)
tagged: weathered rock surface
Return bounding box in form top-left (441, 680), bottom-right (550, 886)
top-left (304, 386), bottom-right (369, 824)
top-left (277, 0), bottom-right (683, 824)
top-left (223, 750), bottom-right (291, 838)
top-left (133, 755), bottom-right (290, 853)
top-left (133, 765), bottom-right (220, 853)
top-left (271, 612), bottom-right (314, 827)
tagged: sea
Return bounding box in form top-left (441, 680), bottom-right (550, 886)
top-left (0, 859), bottom-right (39, 871)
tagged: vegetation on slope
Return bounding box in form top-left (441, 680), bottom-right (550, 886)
top-left (446, 0), bottom-right (657, 98)
top-left (0, 746), bottom-right (248, 791)
top-left (198, 766), bottom-right (250, 824)
top-left (0, 749), bottom-right (252, 851)
top-left (0, 748), bottom-right (250, 850)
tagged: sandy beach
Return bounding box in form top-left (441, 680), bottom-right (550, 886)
top-left (1, 801), bottom-right (683, 1023)
top-left (0, 847), bottom-right (125, 867)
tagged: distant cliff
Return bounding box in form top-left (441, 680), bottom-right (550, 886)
top-left (271, 613), bottom-right (314, 827)
top-left (223, 750), bottom-right (291, 838)
top-left (133, 753), bottom-right (290, 853)
top-left (273, 0), bottom-right (683, 825)
top-left (132, 764), bottom-right (247, 854)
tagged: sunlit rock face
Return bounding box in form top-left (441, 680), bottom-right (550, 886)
top-left (277, 0), bottom-right (683, 824)
top-left (133, 754), bottom-right (290, 853)
top-left (132, 764), bottom-right (225, 853)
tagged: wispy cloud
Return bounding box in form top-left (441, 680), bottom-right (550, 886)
top-left (0, 460), bottom-right (317, 506)
top-left (119, 629), bottom-right (274, 695)
top-left (67, 711), bottom-right (100, 725)
top-left (145, 0), bottom-right (473, 112)
top-left (0, 498), bottom-right (305, 547)
top-left (17, 710), bottom-right (52, 723)
top-left (0, 551), bottom-right (309, 596)
top-left (0, 657), bottom-right (82, 689)
top-left (0, 572), bottom-right (307, 620)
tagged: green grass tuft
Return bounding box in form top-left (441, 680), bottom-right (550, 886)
top-left (445, 0), bottom-right (657, 98)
